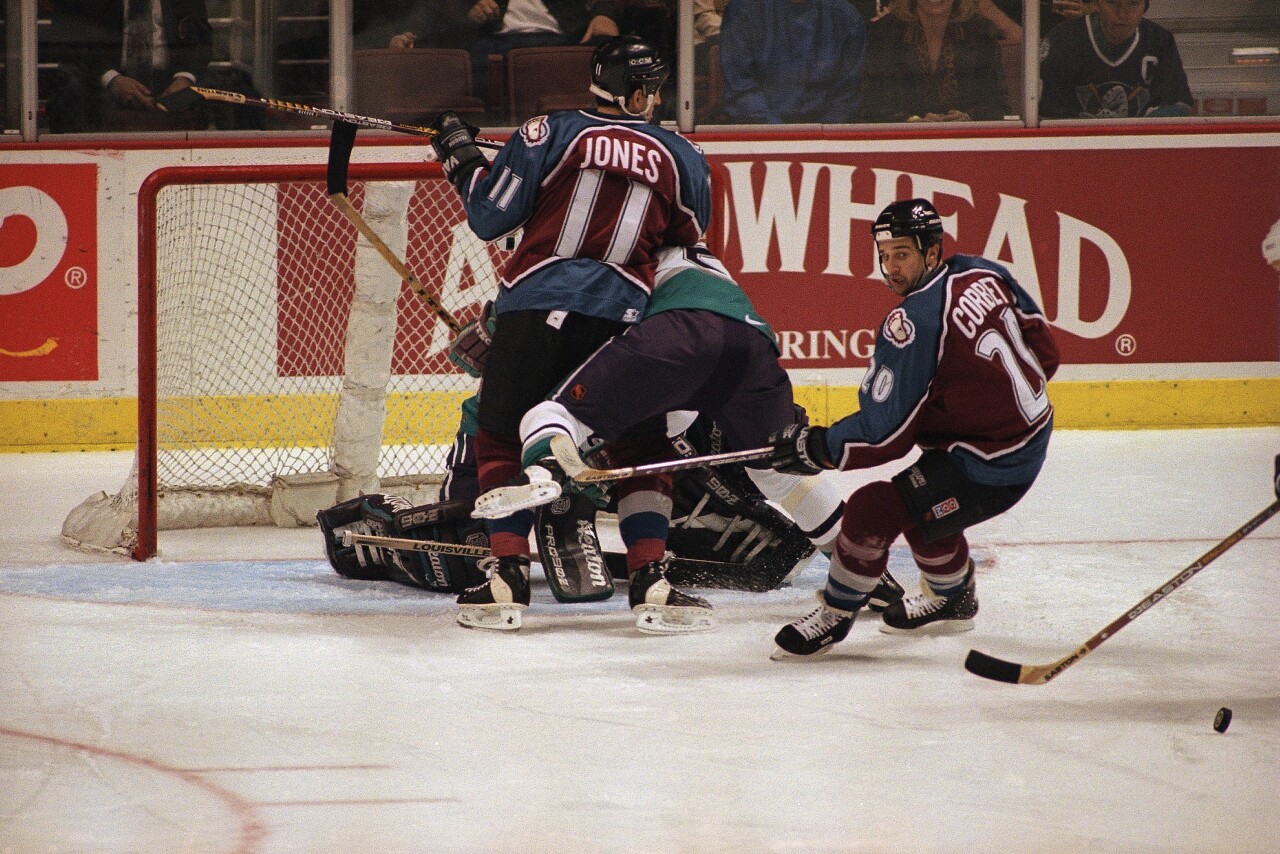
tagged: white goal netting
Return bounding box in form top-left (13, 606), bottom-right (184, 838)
top-left (63, 163), bottom-right (511, 557)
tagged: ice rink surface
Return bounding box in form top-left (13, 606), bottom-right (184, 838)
top-left (2, 427), bottom-right (1278, 853)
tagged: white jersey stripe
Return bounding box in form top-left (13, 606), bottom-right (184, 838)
top-left (604, 182), bottom-right (651, 265)
top-left (554, 168), bottom-right (602, 259)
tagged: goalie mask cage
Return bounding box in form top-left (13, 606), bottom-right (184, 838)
top-left (62, 162), bottom-right (510, 560)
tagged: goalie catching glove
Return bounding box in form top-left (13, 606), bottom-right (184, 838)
top-left (657, 419), bottom-right (816, 592)
top-left (430, 111), bottom-right (486, 192)
top-left (317, 494), bottom-right (488, 593)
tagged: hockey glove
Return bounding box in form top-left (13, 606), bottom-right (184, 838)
top-left (430, 111), bottom-right (485, 192)
top-left (768, 424), bottom-right (834, 475)
top-left (448, 300), bottom-right (496, 377)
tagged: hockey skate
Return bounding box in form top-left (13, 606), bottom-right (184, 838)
top-left (456, 555), bottom-right (531, 630)
top-left (471, 459), bottom-right (564, 519)
top-left (866, 570), bottom-right (905, 613)
top-left (879, 562), bottom-right (977, 634)
top-left (771, 591), bottom-right (858, 659)
top-left (629, 559), bottom-right (716, 634)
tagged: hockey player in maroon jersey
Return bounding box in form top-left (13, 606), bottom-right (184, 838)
top-left (769, 198), bottom-right (1060, 658)
top-left (429, 35), bottom-right (713, 632)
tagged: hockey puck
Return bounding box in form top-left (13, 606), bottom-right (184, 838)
top-left (1213, 707), bottom-right (1232, 733)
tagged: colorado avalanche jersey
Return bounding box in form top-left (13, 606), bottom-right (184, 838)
top-left (824, 255), bottom-right (1060, 486)
top-left (457, 109), bottom-right (712, 323)
top-left (1040, 16), bottom-right (1193, 119)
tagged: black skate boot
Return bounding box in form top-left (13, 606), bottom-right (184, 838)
top-left (629, 559), bottom-right (716, 634)
top-left (771, 591), bottom-right (858, 659)
top-left (866, 569), bottom-right (905, 613)
top-left (879, 562), bottom-right (977, 634)
top-left (456, 555), bottom-right (531, 630)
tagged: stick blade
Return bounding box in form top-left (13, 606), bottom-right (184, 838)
top-left (964, 649), bottom-right (1028, 684)
top-left (327, 120), bottom-right (359, 196)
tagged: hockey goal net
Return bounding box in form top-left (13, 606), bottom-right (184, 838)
top-left (62, 162), bottom-right (510, 560)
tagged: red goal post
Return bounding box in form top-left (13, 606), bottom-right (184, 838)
top-left (63, 161), bottom-right (510, 560)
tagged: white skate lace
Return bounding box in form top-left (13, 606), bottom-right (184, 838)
top-left (794, 605), bottom-right (847, 640)
top-left (901, 593), bottom-right (946, 621)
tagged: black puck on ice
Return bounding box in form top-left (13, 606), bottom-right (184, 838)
top-left (1213, 707), bottom-right (1232, 733)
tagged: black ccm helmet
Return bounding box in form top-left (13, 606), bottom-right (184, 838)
top-left (590, 35), bottom-right (669, 116)
top-left (871, 198), bottom-right (944, 254)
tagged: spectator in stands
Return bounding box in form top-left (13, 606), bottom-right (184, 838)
top-left (859, 0), bottom-right (1008, 123)
top-left (426, 0), bottom-right (622, 103)
top-left (1040, 0), bottom-right (1192, 118)
top-left (42, 0), bottom-right (262, 133)
top-left (363, 1), bottom-right (472, 50)
top-left (719, 0), bottom-right (867, 125)
top-left (691, 0), bottom-right (727, 120)
top-left (984, 1), bottom-right (1098, 42)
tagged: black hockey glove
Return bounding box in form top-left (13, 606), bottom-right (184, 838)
top-left (448, 300), bottom-right (496, 377)
top-left (768, 424), bottom-right (834, 475)
top-left (430, 111), bottom-right (485, 192)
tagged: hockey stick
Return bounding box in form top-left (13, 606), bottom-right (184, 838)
top-left (341, 529), bottom-right (745, 571)
top-left (327, 120), bottom-right (463, 333)
top-left (965, 496), bottom-right (1280, 685)
top-left (157, 85), bottom-right (500, 149)
top-left (343, 530), bottom-right (491, 557)
top-left (550, 434), bottom-right (773, 484)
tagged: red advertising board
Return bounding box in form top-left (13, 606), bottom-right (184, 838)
top-left (708, 142), bottom-right (1280, 366)
top-left (0, 164), bottom-right (99, 381)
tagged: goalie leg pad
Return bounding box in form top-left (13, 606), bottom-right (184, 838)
top-left (534, 492), bottom-right (614, 602)
top-left (317, 496), bottom-right (392, 581)
top-left (385, 498), bottom-right (490, 593)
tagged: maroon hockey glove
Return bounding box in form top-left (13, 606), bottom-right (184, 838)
top-left (448, 301), bottom-right (496, 377)
top-left (768, 424), bottom-right (834, 475)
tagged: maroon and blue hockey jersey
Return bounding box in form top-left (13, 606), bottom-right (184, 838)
top-left (824, 255), bottom-right (1060, 486)
top-left (457, 109), bottom-right (712, 323)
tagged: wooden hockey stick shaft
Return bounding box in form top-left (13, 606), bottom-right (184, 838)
top-left (327, 192), bottom-right (462, 333)
top-left (326, 119), bottom-right (463, 332)
top-left (343, 530), bottom-right (490, 557)
top-left (175, 86), bottom-right (501, 149)
top-left (965, 497), bottom-right (1280, 685)
top-left (550, 434), bottom-right (773, 484)
top-left (342, 529), bottom-right (744, 570)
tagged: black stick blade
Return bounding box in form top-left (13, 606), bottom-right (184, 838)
top-left (964, 649), bottom-right (1025, 684)
top-left (326, 120), bottom-right (359, 197)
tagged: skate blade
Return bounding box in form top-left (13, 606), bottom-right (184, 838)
top-left (769, 643), bottom-right (836, 661)
top-left (878, 617), bottom-right (975, 635)
top-left (457, 604), bottom-right (526, 631)
top-left (472, 481), bottom-right (562, 519)
top-left (633, 604), bottom-right (716, 635)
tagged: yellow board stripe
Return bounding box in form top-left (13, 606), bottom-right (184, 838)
top-left (1, 379), bottom-right (1278, 453)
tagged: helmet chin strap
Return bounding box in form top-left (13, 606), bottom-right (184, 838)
top-left (590, 84), bottom-right (657, 120)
